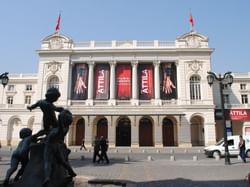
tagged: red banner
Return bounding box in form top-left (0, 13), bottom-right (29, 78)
top-left (225, 109), bottom-right (250, 121)
top-left (138, 64), bottom-right (154, 100)
top-left (71, 63), bottom-right (88, 100)
top-left (94, 64), bottom-right (110, 100)
top-left (116, 64), bottom-right (131, 99)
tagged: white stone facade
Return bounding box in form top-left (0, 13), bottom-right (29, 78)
top-left (0, 31), bottom-right (221, 148)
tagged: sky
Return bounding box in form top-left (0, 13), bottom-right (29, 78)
top-left (0, 1), bottom-right (249, 74)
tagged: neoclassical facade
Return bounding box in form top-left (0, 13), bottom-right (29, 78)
top-left (0, 31), bottom-right (218, 148)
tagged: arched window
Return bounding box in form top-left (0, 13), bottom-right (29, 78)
top-left (47, 76), bottom-right (59, 89)
top-left (190, 75), bottom-right (201, 100)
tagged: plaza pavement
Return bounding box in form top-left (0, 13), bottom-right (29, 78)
top-left (0, 146), bottom-right (250, 186)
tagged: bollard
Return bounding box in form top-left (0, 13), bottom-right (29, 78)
top-left (184, 149), bottom-right (187, 153)
top-left (156, 149), bottom-right (160, 153)
top-left (237, 155), bottom-right (241, 160)
top-left (147, 155), bottom-right (153, 161)
top-left (125, 155), bottom-right (129, 161)
top-left (170, 149), bottom-right (174, 154)
top-left (170, 155), bottom-right (175, 161)
top-left (215, 155), bottom-right (220, 161)
top-left (81, 155), bottom-right (85, 160)
top-left (129, 149), bottom-right (132, 153)
top-left (114, 149), bottom-right (118, 153)
top-left (142, 149), bottom-right (145, 153)
top-left (197, 149), bottom-right (201, 153)
top-left (193, 155), bottom-right (198, 161)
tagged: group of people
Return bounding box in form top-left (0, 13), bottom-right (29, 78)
top-left (81, 136), bottom-right (109, 164)
top-left (93, 136), bottom-right (109, 164)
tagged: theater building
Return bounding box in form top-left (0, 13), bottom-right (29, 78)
top-left (0, 31), bottom-right (219, 148)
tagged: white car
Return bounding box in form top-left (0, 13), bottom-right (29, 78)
top-left (204, 135), bottom-right (250, 158)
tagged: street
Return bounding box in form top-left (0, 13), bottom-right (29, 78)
top-left (0, 146), bottom-right (249, 187)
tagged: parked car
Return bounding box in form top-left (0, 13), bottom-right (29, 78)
top-left (204, 135), bottom-right (250, 158)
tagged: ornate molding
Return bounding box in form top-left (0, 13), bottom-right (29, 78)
top-left (49, 36), bottom-right (63, 49)
top-left (46, 61), bottom-right (62, 74)
top-left (188, 60), bottom-right (203, 73)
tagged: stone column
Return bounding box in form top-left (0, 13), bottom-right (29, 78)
top-left (131, 61), bottom-right (138, 105)
top-left (105, 116), bottom-right (115, 147)
top-left (178, 115), bottom-right (192, 147)
top-left (84, 116), bottom-right (93, 147)
top-left (153, 60), bottom-right (161, 105)
top-left (87, 61), bottom-right (95, 105)
top-left (153, 115), bottom-right (163, 147)
top-left (129, 116), bottom-right (139, 147)
top-left (109, 61), bottom-right (116, 106)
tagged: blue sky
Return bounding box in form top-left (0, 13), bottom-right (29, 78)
top-left (0, 1), bottom-right (249, 74)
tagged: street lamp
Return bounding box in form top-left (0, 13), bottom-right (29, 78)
top-left (0, 72), bottom-right (9, 88)
top-left (207, 71), bottom-right (233, 165)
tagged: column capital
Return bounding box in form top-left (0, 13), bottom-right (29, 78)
top-left (109, 60), bottom-right (117, 66)
top-left (87, 61), bottom-right (95, 66)
top-left (153, 60), bottom-right (160, 67)
top-left (131, 60), bottom-right (138, 67)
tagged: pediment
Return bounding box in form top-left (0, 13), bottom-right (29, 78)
top-left (177, 31), bottom-right (208, 41)
top-left (176, 31), bottom-right (209, 48)
top-left (41, 32), bottom-right (73, 49)
top-left (42, 32), bottom-right (72, 43)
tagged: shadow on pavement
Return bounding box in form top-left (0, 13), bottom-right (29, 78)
top-left (136, 178), bottom-right (247, 187)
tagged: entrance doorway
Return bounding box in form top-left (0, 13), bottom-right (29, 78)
top-left (116, 118), bottom-right (131, 146)
top-left (75, 118), bottom-right (85, 145)
top-left (96, 118), bottom-right (108, 139)
top-left (162, 118), bottom-right (175, 146)
top-left (139, 117), bottom-right (153, 146)
top-left (190, 116), bottom-right (204, 146)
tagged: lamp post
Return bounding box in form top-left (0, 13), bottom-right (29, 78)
top-left (0, 72), bottom-right (9, 104)
top-left (207, 71), bottom-right (233, 165)
top-left (0, 72), bottom-right (9, 88)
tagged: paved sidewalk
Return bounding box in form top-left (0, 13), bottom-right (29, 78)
top-left (1, 147), bottom-right (250, 186)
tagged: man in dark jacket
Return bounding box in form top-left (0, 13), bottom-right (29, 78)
top-left (92, 136), bottom-right (101, 163)
top-left (98, 136), bottom-right (109, 164)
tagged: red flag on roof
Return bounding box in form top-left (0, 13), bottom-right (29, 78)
top-left (189, 13), bottom-right (194, 29)
top-left (55, 14), bottom-right (61, 32)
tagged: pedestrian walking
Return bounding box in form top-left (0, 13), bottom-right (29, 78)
top-left (239, 135), bottom-right (246, 163)
top-left (80, 138), bottom-right (87, 151)
top-left (98, 136), bottom-right (109, 164)
top-left (92, 136), bottom-right (101, 163)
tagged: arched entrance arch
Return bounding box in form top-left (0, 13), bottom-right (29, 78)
top-left (27, 116), bottom-right (35, 130)
top-left (190, 115), bottom-right (205, 146)
top-left (162, 118), bottom-right (175, 146)
top-left (75, 118), bottom-right (85, 145)
top-left (116, 117), bottom-right (131, 146)
top-left (7, 117), bottom-right (22, 146)
top-left (96, 118), bottom-right (108, 139)
top-left (139, 117), bottom-right (153, 146)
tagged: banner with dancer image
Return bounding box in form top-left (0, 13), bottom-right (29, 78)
top-left (71, 63), bottom-right (88, 100)
top-left (116, 64), bottom-right (131, 100)
top-left (94, 64), bottom-right (110, 100)
top-left (138, 64), bottom-right (154, 100)
top-left (160, 63), bottom-right (177, 100)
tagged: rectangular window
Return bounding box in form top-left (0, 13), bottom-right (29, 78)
top-left (7, 85), bottom-right (15, 91)
top-left (26, 84), bottom-right (32, 91)
top-left (240, 84), bottom-right (247, 90)
top-left (7, 96), bottom-right (13, 104)
top-left (241, 94), bottom-right (248, 104)
top-left (223, 94), bottom-right (230, 104)
top-left (222, 84), bottom-right (228, 90)
top-left (25, 96), bottom-right (32, 104)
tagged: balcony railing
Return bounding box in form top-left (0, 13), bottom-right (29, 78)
top-left (74, 40), bottom-right (175, 49)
